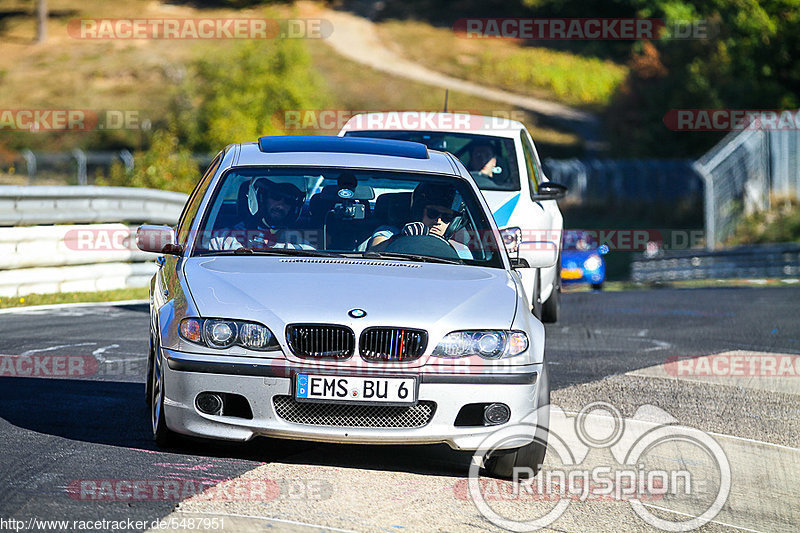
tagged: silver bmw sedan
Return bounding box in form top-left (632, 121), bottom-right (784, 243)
top-left (137, 135), bottom-right (552, 478)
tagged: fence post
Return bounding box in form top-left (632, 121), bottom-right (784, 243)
top-left (21, 149), bottom-right (37, 185)
top-left (119, 149), bottom-right (134, 172)
top-left (693, 161), bottom-right (715, 250)
top-left (71, 148), bottom-right (87, 185)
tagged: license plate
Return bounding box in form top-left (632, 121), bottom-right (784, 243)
top-left (295, 374), bottom-right (417, 405)
top-left (561, 268), bottom-right (584, 279)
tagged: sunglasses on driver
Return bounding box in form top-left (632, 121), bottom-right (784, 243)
top-left (424, 206), bottom-right (457, 223)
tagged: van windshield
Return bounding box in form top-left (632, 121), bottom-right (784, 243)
top-left (344, 131), bottom-right (520, 192)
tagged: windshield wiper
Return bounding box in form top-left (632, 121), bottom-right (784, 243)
top-left (358, 251), bottom-right (463, 265)
top-left (197, 247), bottom-right (345, 258)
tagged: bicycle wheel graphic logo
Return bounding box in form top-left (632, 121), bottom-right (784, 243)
top-left (467, 402), bottom-right (731, 532)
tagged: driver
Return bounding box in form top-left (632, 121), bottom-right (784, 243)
top-left (209, 178), bottom-right (311, 250)
top-left (468, 142), bottom-right (499, 178)
top-left (366, 183), bottom-right (472, 259)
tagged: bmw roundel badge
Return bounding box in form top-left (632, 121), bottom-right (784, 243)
top-left (348, 308), bottom-right (367, 318)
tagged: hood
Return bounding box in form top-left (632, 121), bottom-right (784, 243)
top-left (184, 257), bottom-right (519, 333)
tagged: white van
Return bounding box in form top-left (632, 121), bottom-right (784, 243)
top-left (340, 113), bottom-right (567, 322)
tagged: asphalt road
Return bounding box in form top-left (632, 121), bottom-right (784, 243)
top-left (0, 287), bottom-right (798, 532)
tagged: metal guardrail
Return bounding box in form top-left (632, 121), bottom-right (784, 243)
top-left (631, 243), bottom-right (800, 282)
top-left (0, 186), bottom-right (188, 297)
top-left (0, 185), bottom-right (188, 226)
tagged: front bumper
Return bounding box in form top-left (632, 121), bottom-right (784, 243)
top-left (161, 348), bottom-right (545, 451)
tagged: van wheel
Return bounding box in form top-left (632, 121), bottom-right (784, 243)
top-left (541, 269), bottom-right (560, 323)
top-left (531, 269), bottom-right (543, 319)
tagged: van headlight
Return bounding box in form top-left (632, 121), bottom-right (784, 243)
top-left (432, 330), bottom-right (528, 359)
top-left (180, 318), bottom-right (279, 351)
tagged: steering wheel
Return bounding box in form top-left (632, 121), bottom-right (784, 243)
top-left (384, 234), bottom-right (461, 260)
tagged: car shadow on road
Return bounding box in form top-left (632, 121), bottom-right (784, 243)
top-left (0, 376), bottom-right (472, 477)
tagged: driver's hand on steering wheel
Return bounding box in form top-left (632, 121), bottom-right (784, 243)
top-left (401, 221), bottom-right (428, 236)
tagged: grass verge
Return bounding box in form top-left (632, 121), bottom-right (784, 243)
top-left (305, 33), bottom-right (582, 158)
top-left (0, 287), bottom-right (149, 308)
top-left (376, 20), bottom-right (628, 109)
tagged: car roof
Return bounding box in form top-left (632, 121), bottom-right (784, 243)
top-left (233, 136), bottom-right (461, 175)
top-left (339, 112), bottom-right (524, 139)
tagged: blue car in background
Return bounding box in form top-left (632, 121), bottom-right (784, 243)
top-left (561, 230), bottom-right (608, 290)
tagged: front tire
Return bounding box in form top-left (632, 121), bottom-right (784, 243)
top-left (149, 343), bottom-right (177, 448)
top-left (591, 282), bottom-right (604, 290)
top-left (482, 433), bottom-right (548, 479)
top-left (483, 363), bottom-right (550, 479)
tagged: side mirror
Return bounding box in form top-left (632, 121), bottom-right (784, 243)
top-left (509, 257), bottom-right (528, 269)
top-left (533, 181), bottom-right (568, 201)
top-left (136, 225), bottom-right (182, 254)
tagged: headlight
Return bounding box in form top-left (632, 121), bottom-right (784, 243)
top-left (179, 318), bottom-right (279, 351)
top-left (583, 254), bottom-right (602, 271)
top-left (204, 320), bottom-right (237, 348)
top-left (500, 227), bottom-right (522, 255)
top-left (432, 330), bottom-right (529, 359)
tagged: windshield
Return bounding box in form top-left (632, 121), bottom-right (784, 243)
top-left (344, 131), bottom-right (520, 192)
top-left (192, 167), bottom-right (504, 268)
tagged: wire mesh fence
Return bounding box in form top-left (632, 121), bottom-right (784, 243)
top-left (693, 125), bottom-right (800, 249)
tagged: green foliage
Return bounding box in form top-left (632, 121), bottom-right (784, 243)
top-left (98, 130), bottom-right (200, 194)
top-left (474, 48), bottom-right (627, 106)
top-left (728, 198), bottom-right (800, 244)
top-left (607, 0), bottom-right (800, 156)
top-left (171, 37), bottom-right (328, 152)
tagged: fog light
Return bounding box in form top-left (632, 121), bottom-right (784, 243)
top-left (484, 403), bottom-right (510, 425)
top-left (196, 392), bottom-right (223, 416)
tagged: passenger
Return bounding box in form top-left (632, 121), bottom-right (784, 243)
top-left (209, 178), bottom-right (311, 250)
